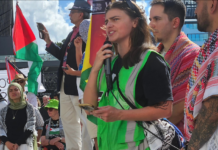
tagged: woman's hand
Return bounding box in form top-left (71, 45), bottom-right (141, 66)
top-left (50, 137), bottom-right (60, 145)
top-left (55, 142), bottom-right (65, 150)
top-left (12, 144), bottom-right (18, 150)
top-left (92, 44), bottom-right (113, 73)
top-left (91, 106), bottom-right (122, 122)
top-left (5, 141), bottom-right (14, 150)
top-left (74, 37), bottom-right (83, 49)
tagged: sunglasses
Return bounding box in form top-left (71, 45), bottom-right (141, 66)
top-left (46, 108), bottom-right (54, 112)
top-left (122, 0), bottom-right (141, 17)
top-left (15, 80), bottom-right (25, 84)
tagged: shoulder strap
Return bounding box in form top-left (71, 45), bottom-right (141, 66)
top-left (116, 72), bottom-right (137, 109)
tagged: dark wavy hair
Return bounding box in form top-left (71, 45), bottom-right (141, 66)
top-left (105, 1), bottom-right (156, 69)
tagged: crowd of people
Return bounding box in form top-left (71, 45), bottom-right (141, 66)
top-left (1, 0), bottom-right (218, 150)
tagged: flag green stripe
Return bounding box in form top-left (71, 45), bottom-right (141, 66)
top-left (15, 42), bottom-right (43, 95)
top-left (15, 42), bottom-right (42, 62)
top-left (28, 61), bottom-right (43, 95)
top-left (80, 67), bottom-right (92, 91)
top-left (49, 131), bottom-right (60, 135)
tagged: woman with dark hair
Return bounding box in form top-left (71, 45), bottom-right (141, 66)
top-left (83, 1), bottom-right (180, 150)
top-left (0, 83), bottom-right (37, 150)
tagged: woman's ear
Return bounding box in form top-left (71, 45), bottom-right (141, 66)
top-left (132, 18), bottom-right (139, 28)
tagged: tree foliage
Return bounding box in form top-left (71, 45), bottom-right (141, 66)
top-left (54, 39), bottom-right (66, 48)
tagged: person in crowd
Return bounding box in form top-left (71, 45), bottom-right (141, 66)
top-left (53, 93), bottom-right (59, 101)
top-left (149, 0), bottom-right (200, 134)
top-left (184, 0), bottom-right (218, 149)
top-left (41, 99), bottom-right (65, 150)
top-left (13, 74), bottom-right (27, 92)
top-left (42, 0), bottom-right (93, 149)
top-left (0, 93), bottom-right (7, 110)
top-left (13, 74), bottom-right (44, 146)
top-left (74, 19), bottom-right (97, 150)
top-left (84, 1), bottom-right (181, 149)
top-left (0, 83), bottom-right (37, 150)
top-left (37, 97), bottom-right (42, 108)
top-left (39, 95), bottom-right (50, 121)
top-left (13, 74), bottom-right (38, 108)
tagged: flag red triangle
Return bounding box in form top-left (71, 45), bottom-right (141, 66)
top-left (87, 0), bottom-right (93, 5)
top-left (13, 3), bottom-right (36, 55)
top-left (5, 57), bottom-right (27, 83)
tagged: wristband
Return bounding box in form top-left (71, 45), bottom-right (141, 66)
top-left (48, 140), bottom-right (50, 145)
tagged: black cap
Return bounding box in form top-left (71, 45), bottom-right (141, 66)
top-left (69, 0), bottom-right (92, 13)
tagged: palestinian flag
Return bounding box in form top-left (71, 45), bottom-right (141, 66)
top-left (5, 57), bottom-right (27, 83)
top-left (80, 0), bottom-right (112, 91)
top-left (49, 128), bottom-right (60, 135)
top-left (13, 3), bottom-right (43, 95)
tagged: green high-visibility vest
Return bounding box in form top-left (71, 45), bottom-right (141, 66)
top-left (96, 50), bottom-right (164, 150)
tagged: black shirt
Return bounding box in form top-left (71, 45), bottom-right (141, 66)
top-left (39, 106), bottom-right (50, 121)
top-left (0, 106), bottom-right (32, 145)
top-left (112, 52), bottom-right (173, 107)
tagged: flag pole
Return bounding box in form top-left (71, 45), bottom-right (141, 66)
top-left (14, 1), bottom-right (17, 76)
top-left (13, 57), bottom-right (17, 76)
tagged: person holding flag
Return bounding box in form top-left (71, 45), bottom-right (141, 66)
top-left (42, 1), bottom-right (93, 150)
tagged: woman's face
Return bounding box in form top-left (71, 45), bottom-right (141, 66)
top-left (105, 8), bottom-right (137, 43)
top-left (9, 86), bottom-right (21, 101)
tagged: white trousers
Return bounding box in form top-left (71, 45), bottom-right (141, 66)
top-left (60, 76), bottom-right (93, 150)
top-left (0, 144), bottom-right (33, 150)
